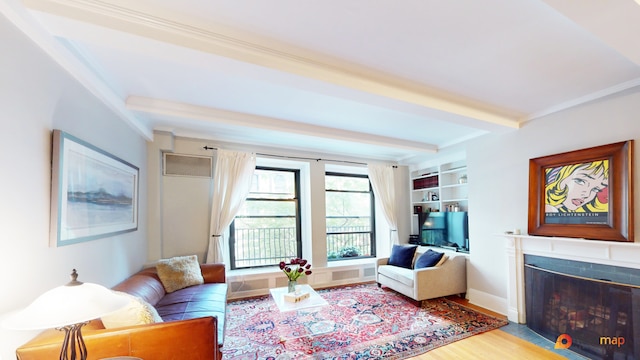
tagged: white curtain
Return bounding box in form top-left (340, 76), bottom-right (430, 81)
top-left (206, 149), bottom-right (256, 264)
top-left (368, 163), bottom-right (399, 245)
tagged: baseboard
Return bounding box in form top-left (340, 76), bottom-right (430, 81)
top-left (466, 288), bottom-right (508, 317)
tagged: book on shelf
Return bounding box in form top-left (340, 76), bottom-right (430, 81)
top-left (413, 175), bottom-right (438, 189)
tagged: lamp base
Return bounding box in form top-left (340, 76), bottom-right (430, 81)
top-left (57, 321), bottom-right (89, 360)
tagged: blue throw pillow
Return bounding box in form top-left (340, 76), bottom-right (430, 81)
top-left (388, 245), bottom-right (418, 269)
top-left (414, 249), bottom-right (445, 269)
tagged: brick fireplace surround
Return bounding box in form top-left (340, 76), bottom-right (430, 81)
top-left (505, 235), bottom-right (640, 324)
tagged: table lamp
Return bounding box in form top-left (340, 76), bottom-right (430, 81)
top-left (2, 269), bottom-right (129, 360)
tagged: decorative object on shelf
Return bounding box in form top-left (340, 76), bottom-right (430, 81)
top-left (528, 140), bottom-right (633, 242)
top-left (2, 269), bottom-right (129, 360)
top-left (458, 174), bottom-right (467, 184)
top-left (50, 130), bottom-right (139, 247)
top-left (279, 258), bottom-right (312, 292)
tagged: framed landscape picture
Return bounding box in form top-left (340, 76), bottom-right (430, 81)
top-left (527, 140), bottom-right (633, 242)
top-left (50, 130), bottom-right (139, 246)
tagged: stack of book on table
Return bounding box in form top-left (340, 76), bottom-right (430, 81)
top-left (284, 290), bottom-right (310, 303)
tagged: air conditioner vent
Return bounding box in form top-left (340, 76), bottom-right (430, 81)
top-left (332, 269), bottom-right (359, 281)
top-left (363, 267), bottom-right (376, 277)
top-left (163, 153), bottom-right (212, 178)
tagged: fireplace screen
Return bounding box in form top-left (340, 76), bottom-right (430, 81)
top-left (525, 263), bottom-right (639, 359)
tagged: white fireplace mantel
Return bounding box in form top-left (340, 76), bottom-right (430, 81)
top-left (503, 234), bottom-right (640, 323)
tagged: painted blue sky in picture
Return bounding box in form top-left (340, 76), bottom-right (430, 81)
top-left (66, 149), bottom-right (135, 229)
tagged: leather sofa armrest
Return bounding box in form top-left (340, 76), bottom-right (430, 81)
top-left (17, 317), bottom-right (218, 360)
top-left (201, 263), bottom-right (226, 283)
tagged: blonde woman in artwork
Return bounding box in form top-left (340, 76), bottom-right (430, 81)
top-left (544, 160), bottom-right (609, 213)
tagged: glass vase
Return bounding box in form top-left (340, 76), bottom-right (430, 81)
top-left (287, 279), bottom-right (297, 293)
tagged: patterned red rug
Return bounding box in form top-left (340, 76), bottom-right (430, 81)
top-left (222, 283), bottom-right (508, 359)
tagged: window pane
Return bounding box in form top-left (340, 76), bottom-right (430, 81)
top-left (327, 233), bottom-right (372, 258)
top-left (325, 173), bottom-right (375, 261)
top-left (232, 216), bottom-right (297, 268)
top-left (326, 192), bottom-right (371, 217)
top-left (237, 200), bottom-right (296, 217)
top-left (326, 216), bottom-right (371, 229)
top-left (230, 167), bottom-right (301, 270)
top-left (326, 175), bottom-right (370, 191)
top-left (249, 169), bottom-right (295, 199)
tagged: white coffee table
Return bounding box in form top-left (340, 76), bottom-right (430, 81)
top-left (269, 284), bottom-right (328, 312)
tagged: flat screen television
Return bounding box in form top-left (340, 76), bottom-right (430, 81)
top-left (416, 211), bottom-right (469, 252)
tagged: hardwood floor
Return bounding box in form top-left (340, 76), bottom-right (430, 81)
top-left (410, 329), bottom-right (565, 359)
top-left (408, 297), bottom-right (566, 359)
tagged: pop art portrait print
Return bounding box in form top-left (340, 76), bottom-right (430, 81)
top-left (528, 141), bottom-right (633, 242)
top-left (544, 160), bottom-right (609, 225)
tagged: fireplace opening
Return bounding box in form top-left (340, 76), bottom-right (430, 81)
top-left (525, 256), bottom-right (640, 359)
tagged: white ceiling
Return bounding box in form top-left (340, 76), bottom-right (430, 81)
top-left (4, 0), bottom-right (640, 164)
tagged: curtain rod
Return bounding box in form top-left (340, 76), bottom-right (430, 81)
top-left (203, 145), bottom-right (397, 167)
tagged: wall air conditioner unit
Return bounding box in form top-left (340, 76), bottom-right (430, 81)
top-left (163, 153), bottom-right (212, 178)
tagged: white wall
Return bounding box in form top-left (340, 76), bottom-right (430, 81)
top-left (465, 88), bottom-right (640, 314)
top-left (0, 15), bottom-right (148, 358)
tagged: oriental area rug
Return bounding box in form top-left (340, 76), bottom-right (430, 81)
top-left (222, 283), bottom-right (508, 359)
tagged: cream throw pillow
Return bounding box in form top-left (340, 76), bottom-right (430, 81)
top-left (436, 254), bottom-right (449, 267)
top-left (101, 291), bottom-right (163, 329)
top-left (156, 255), bottom-right (204, 293)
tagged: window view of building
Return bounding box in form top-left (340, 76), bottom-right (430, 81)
top-left (230, 167), bottom-right (301, 269)
top-left (325, 172), bottom-right (375, 261)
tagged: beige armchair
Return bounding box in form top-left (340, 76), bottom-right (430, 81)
top-left (376, 248), bottom-right (467, 301)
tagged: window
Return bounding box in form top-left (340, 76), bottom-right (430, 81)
top-left (325, 172), bottom-right (375, 260)
top-left (230, 167), bottom-right (301, 269)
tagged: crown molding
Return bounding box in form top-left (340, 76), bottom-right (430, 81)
top-left (23, 0), bottom-right (520, 130)
top-left (2, 0), bottom-right (152, 140)
top-left (526, 77), bottom-right (640, 121)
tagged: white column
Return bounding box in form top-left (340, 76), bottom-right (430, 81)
top-left (505, 235), bottom-right (525, 323)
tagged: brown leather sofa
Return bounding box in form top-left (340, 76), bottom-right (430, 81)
top-left (16, 263), bottom-right (227, 360)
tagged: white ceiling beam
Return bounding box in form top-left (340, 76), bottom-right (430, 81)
top-left (126, 96), bottom-right (438, 154)
top-left (23, 0), bottom-right (521, 131)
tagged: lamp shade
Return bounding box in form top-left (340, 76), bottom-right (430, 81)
top-left (2, 274), bottom-right (129, 330)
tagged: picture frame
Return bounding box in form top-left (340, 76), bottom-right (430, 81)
top-left (528, 140), bottom-right (633, 242)
top-left (50, 130), bottom-right (139, 246)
